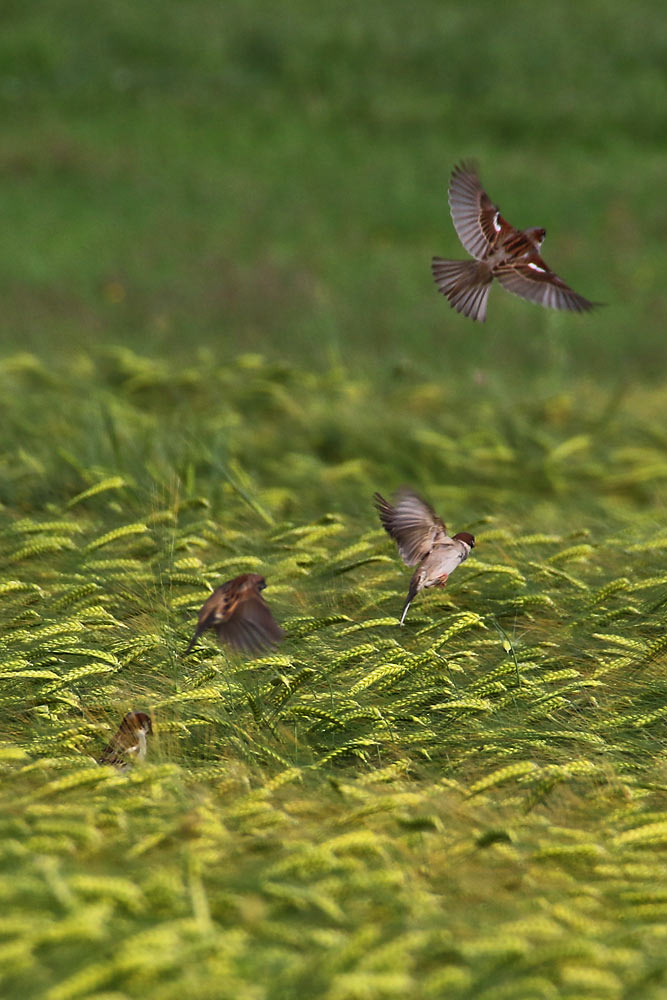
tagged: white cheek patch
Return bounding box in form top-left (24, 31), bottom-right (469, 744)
top-left (527, 262), bottom-right (547, 274)
top-left (493, 211), bottom-right (501, 232)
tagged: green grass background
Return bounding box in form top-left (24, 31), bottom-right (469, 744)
top-left (1, 2), bottom-right (667, 998)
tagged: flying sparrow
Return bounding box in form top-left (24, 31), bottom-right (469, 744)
top-left (98, 711), bottom-right (153, 769)
top-left (185, 572), bottom-right (284, 656)
top-left (374, 488), bottom-right (475, 623)
top-left (432, 161), bottom-right (596, 322)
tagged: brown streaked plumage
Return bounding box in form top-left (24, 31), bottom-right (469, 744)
top-left (432, 161), bottom-right (597, 322)
top-left (374, 488), bottom-right (475, 623)
top-left (185, 572), bottom-right (284, 656)
top-left (98, 711), bottom-right (153, 770)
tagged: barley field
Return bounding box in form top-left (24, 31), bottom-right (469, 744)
top-left (1, 2), bottom-right (667, 999)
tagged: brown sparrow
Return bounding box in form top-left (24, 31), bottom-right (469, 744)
top-left (374, 488), bottom-right (475, 623)
top-left (98, 711), bottom-right (153, 769)
top-left (432, 161), bottom-right (596, 321)
top-left (185, 572), bottom-right (284, 656)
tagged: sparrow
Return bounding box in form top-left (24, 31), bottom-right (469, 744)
top-left (98, 711), bottom-right (153, 770)
top-left (431, 161), bottom-right (596, 322)
top-left (185, 572), bottom-right (284, 656)
top-left (374, 487), bottom-right (475, 624)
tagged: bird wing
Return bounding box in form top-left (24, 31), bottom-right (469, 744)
top-left (98, 738), bottom-right (122, 766)
top-left (199, 584), bottom-right (232, 624)
top-left (448, 162), bottom-right (514, 260)
top-left (495, 257), bottom-right (595, 312)
top-left (217, 596), bottom-right (284, 655)
top-left (374, 488), bottom-right (449, 567)
top-left (98, 732), bottom-right (134, 768)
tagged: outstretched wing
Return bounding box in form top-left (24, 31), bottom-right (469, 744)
top-left (448, 161), bottom-right (515, 260)
top-left (218, 597), bottom-right (284, 656)
top-left (374, 488), bottom-right (449, 567)
top-left (495, 256), bottom-right (595, 312)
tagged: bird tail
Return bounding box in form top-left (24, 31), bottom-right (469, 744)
top-left (431, 258), bottom-right (493, 322)
top-left (185, 607), bottom-right (221, 655)
top-left (400, 577), bottom-right (421, 625)
top-left (185, 623), bottom-right (206, 655)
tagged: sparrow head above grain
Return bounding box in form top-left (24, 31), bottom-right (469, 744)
top-left (98, 711), bottom-right (153, 769)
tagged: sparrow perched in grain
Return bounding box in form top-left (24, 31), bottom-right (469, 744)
top-left (185, 572), bottom-right (284, 656)
top-left (98, 711), bottom-right (153, 769)
top-left (431, 161), bottom-right (596, 322)
top-left (374, 488), bottom-right (475, 623)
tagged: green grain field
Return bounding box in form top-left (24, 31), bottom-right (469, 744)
top-left (1, 2), bottom-right (667, 998)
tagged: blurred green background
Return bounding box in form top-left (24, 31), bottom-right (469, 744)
top-left (1, 0), bottom-right (665, 380)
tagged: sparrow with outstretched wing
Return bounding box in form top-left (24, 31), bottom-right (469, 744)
top-left (186, 572), bottom-right (284, 656)
top-left (374, 488), bottom-right (475, 623)
top-left (432, 161), bottom-right (597, 322)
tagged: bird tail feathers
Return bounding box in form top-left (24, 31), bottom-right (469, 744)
top-left (431, 258), bottom-right (492, 323)
top-left (185, 619), bottom-right (210, 655)
top-left (400, 577), bottom-right (421, 625)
